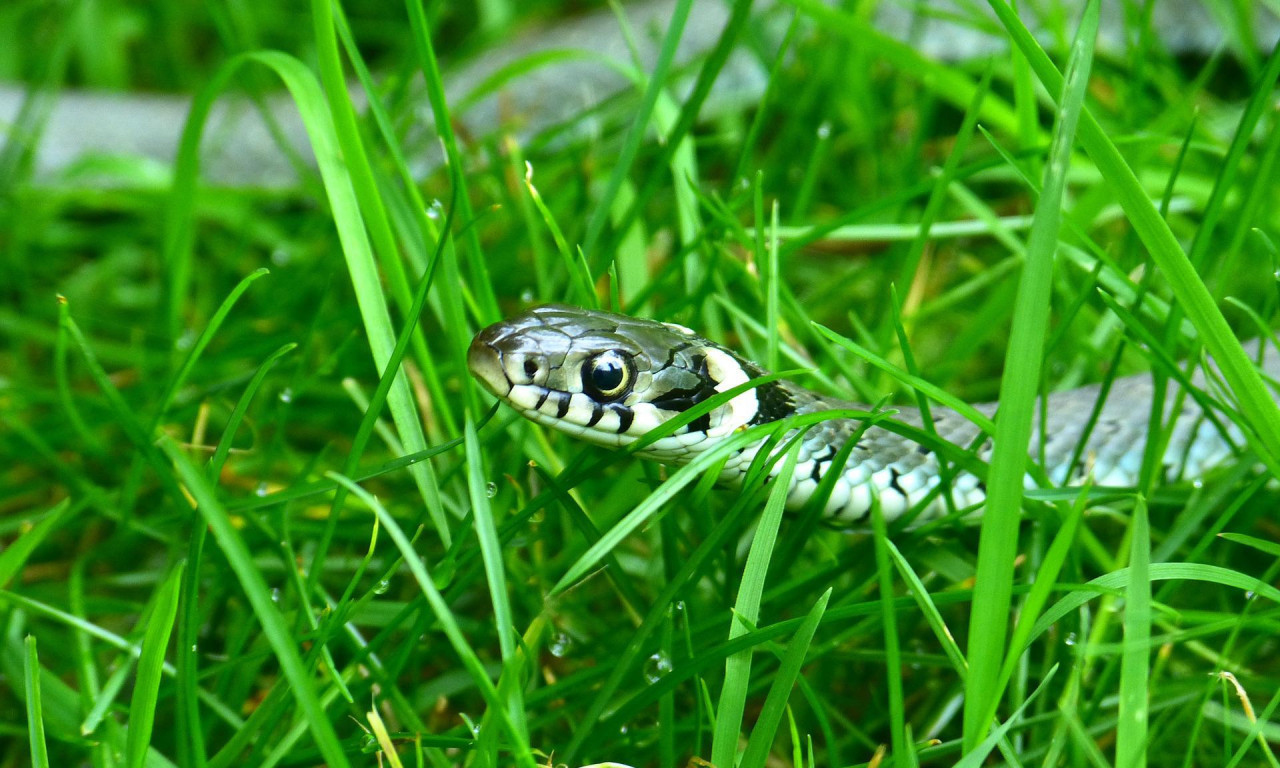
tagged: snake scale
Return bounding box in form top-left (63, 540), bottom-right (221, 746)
top-left (468, 304), bottom-right (1279, 523)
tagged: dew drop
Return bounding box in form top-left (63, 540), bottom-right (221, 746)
top-left (255, 482), bottom-right (269, 497)
top-left (1064, 632), bottom-right (1078, 646)
top-left (1192, 478), bottom-right (1204, 489)
top-left (485, 481), bottom-right (498, 499)
top-left (643, 652), bottom-right (673, 683)
top-left (426, 199), bottom-right (444, 220)
top-left (374, 579), bottom-right (390, 595)
top-left (817, 121), bottom-right (832, 139)
top-left (191, 644), bottom-right (198, 653)
top-left (270, 587), bottom-right (281, 603)
top-left (549, 632), bottom-right (572, 658)
top-left (279, 387), bottom-right (293, 404)
top-left (174, 329), bottom-right (196, 352)
top-left (270, 248), bottom-right (292, 266)
top-left (520, 288), bottom-right (535, 304)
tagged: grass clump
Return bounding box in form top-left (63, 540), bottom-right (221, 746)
top-left (3, 1), bottom-right (1280, 767)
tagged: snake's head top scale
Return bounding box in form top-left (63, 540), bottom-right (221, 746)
top-left (468, 304), bottom-right (787, 461)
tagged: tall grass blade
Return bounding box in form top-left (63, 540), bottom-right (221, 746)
top-left (964, 0), bottom-right (1097, 748)
top-left (710, 436), bottom-right (802, 767)
top-left (125, 562), bottom-right (185, 768)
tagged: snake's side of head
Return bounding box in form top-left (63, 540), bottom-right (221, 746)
top-left (468, 304), bottom-right (766, 459)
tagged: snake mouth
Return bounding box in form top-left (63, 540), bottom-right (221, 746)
top-left (467, 334), bottom-right (510, 397)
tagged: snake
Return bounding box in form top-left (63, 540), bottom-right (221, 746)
top-left (468, 304), bottom-right (1278, 524)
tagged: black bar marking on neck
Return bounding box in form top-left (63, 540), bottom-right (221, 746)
top-left (612, 404), bottom-right (635, 434)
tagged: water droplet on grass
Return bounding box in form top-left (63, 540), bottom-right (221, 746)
top-left (643, 652), bottom-right (672, 683)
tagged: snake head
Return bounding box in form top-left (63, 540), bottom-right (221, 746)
top-left (468, 304), bottom-right (765, 457)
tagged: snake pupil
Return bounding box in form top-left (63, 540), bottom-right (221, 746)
top-left (593, 360), bottom-right (623, 390)
top-left (523, 359), bottom-right (538, 378)
top-left (583, 350), bottom-right (633, 401)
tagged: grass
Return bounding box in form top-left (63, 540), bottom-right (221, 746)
top-left (3, 1), bottom-right (1280, 766)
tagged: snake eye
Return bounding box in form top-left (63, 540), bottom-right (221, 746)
top-left (582, 350), bottom-right (635, 402)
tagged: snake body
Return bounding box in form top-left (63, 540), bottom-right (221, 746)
top-left (468, 305), bottom-right (1275, 523)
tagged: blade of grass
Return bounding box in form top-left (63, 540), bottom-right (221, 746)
top-left (600, 0), bottom-right (755, 266)
top-left (25, 635), bottom-right (50, 768)
top-left (151, 267), bottom-right (270, 430)
top-left (326, 472), bottom-right (538, 768)
top-left (1217, 533), bottom-right (1280, 559)
top-left (871, 495), bottom-right (909, 768)
top-left (126, 562), bottom-right (185, 768)
top-left (964, 0), bottom-right (1098, 748)
top-left (1116, 496), bottom-right (1152, 768)
top-left (167, 49), bottom-right (452, 545)
top-left (53, 296), bottom-right (102, 454)
top-left (521, 163), bottom-right (597, 307)
top-left (710, 435), bottom-right (803, 768)
top-left (311, 179), bottom-right (458, 593)
top-left (159, 439), bottom-right (352, 768)
top-left (0, 500), bottom-right (71, 588)
top-left (464, 415), bottom-right (525, 737)
top-left (984, 0), bottom-right (1280, 475)
top-left (559, 447), bottom-right (785, 763)
top-left (401, 0), bottom-right (497, 324)
top-left (997, 485), bottom-right (1088, 694)
top-left (739, 588), bottom-right (832, 768)
top-left (580, 0), bottom-right (693, 258)
top-left (954, 666), bottom-right (1059, 768)
top-left (207, 343), bottom-right (297, 479)
top-left (788, 0), bottom-right (1023, 137)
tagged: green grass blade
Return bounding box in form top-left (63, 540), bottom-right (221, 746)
top-left (1116, 496), bottom-right (1152, 768)
top-left (998, 486), bottom-right (1088, 692)
top-left (125, 562), bottom-right (185, 768)
top-left (872, 497), bottom-right (908, 767)
top-left (463, 416), bottom-right (525, 732)
top-left (886, 539), bottom-right (968, 677)
top-left (984, 0), bottom-right (1280, 474)
top-left (167, 48), bottom-right (452, 545)
top-left (710, 436), bottom-right (802, 768)
top-left (739, 588), bottom-right (831, 768)
top-left (581, 0), bottom-right (693, 258)
top-left (25, 635), bottom-right (50, 768)
top-left (151, 267), bottom-right (270, 430)
top-left (401, 0), bottom-right (496, 323)
top-left (964, 0), bottom-right (1098, 748)
top-left (1032, 563), bottom-right (1280, 640)
top-left (954, 666), bottom-right (1059, 768)
top-left (326, 472), bottom-right (538, 768)
top-left (53, 296), bottom-right (102, 454)
top-left (1217, 533), bottom-right (1280, 559)
top-left (207, 343), bottom-right (297, 480)
top-left (159, 440), bottom-right (352, 768)
top-left (0, 500), bottom-right (70, 588)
